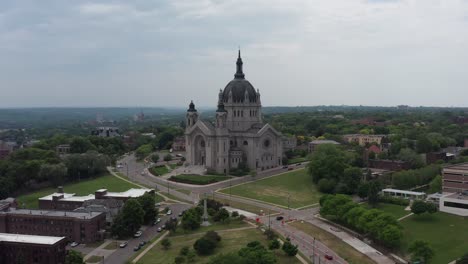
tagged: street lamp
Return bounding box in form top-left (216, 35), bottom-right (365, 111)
top-left (287, 192), bottom-right (291, 220)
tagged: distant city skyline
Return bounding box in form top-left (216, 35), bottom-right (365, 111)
top-left (1, 1), bottom-right (468, 108)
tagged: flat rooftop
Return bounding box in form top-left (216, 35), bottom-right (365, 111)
top-left (104, 188), bottom-right (152, 198)
top-left (443, 192), bottom-right (468, 201)
top-left (38, 193), bottom-right (95, 202)
top-left (2, 208), bottom-right (103, 219)
top-left (444, 162), bottom-right (468, 172)
top-left (0, 233), bottom-right (65, 245)
top-left (382, 188), bottom-right (425, 196)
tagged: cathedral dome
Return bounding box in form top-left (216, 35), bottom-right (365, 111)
top-left (222, 50), bottom-right (258, 103)
top-left (222, 79), bottom-right (257, 103)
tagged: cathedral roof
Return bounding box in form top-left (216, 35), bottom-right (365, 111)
top-left (222, 50), bottom-right (258, 103)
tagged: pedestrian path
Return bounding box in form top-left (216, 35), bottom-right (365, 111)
top-left (84, 240), bottom-right (114, 262)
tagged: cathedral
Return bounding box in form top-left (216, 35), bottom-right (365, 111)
top-left (185, 51), bottom-right (283, 174)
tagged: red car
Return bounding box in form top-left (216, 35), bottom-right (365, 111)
top-left (324, 254), bottom-right (333, 260)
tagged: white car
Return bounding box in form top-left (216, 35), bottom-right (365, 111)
top-left (119, 241), bottom-right (128, 248)
top-left (166, 210), bottom-right (172, 215)
top-left (70, 242), bottom-right (79, 247)
top-left (133, 231), bottom-right (143, 238)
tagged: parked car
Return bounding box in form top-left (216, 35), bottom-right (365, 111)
top-left (119, 241), bottom-right (128, 248)
top-left (176, 154), bottom-right (183, 158)
top-left (324, 253), bottom-right (333, 260)
top-left (296, 163), bottom-right (302, 166)
top-left (178, 211), bottom-right (185, 217)
top-left (70, 242), bottom-right (79, 247)
top-left (139, 241), bottom-right (146, 247)
top-left (133, 246), bottom-right (140, 251)
top-left (288, 167), bottom-right (294, 171)
top-left (166, 210), bottom-right (172, 215)
top-left (161, 224), bottom-right (166, 229)
top-left (157, 227), bottom-right (162, 232)
top-left (276, 216), bottom-right (284, 221)
top-left (134, 231), bottom-right (143, 238)
top-left (156, 218), bottom-right (161, 223)
top-left (155, 203), bottom-right (161, 207)
top-left (171, 216), bottom-right (177, 221)
top-left (282, 165), bottom-right (288, 169)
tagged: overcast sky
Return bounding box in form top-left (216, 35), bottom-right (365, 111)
top-left (1, 0), bottom-right (468, 108)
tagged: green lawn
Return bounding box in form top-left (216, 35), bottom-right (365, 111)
top-left (149, 165), bottom-right (169, 176)
top-left (214, 197), bottom-right (278, 215)
top-left (363, 203), bottom-right (410, 219)
top-left (220, 169), bottom-right (321, 208)
top-left (169, 174), bottom-right (231, 185)
top-left (289, 221), bottom-right (375, 264)
top-left (401, 212), bottom-right (468, 263)
top-left (17, 174), bottom-right (163, 209)
top-left (136, 225), bottom-right (301, 264)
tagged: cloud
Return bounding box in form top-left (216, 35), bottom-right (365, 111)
top-left (78, 3), bottom-right (128, 15)
top-left (1, 0), bottom-right (468, 107)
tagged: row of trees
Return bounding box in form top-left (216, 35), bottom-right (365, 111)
top-left (0, 148), bottom-right (110, 199)
top-left (320, 194), bottom-right (402, 248)
top-left (392, 164), bottom-right (441, 190)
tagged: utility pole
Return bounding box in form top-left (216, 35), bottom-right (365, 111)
top-left (312, 237), bottom-right (316, 263)
top-left (287, 193), bottom-right (291, 220)
top-left (268, 208), bottom-right (271, 230)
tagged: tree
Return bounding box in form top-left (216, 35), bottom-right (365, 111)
top-left (317, 178), bottom-right (336, 193)
top-left (282, 238), bottom-right (298, 256)
top-left (180, 246), bottom-right (190, 256)
top-left (137, 193), bottom-right (157, 224)
top-left (377, 223), bottom-right (402, 248)
top-left (308, 144), bottom-right (348, 183)
top-left (70, 137), bottom-right (95, 153)
top-left (398, 148), bottom-right (425, 169)
top-left (182, 208), bottom-right (202, 231)
top-left (238, 241), bottom-right (277, 264)
top-left (151, 154), bottom-right (160, 163)
top-left (411, 200), bottom-right (429, 215)
top-left (231, 211), bottom-right (239, 218)
top-left (111, 198), bottom-right (144, 238)
top-left (357, 182), bottom-right (369, 199)
top-left (409, 240), bottom-right (435, 264)
top-left (164, 154), bottom-right (173, 162)
top-left (367, 181), bottom-right (381, 207)
top-left (166, 218), bottom-right (178, 233)
top-left (213, 208), bottom-right (230, 222)
top-left (428, 175), bottom-right (442, 193)
top-left (341, 167), bottom-right (362, 194)
top-left (65, 250), bottom-right (84, 264)
top-left (161, 238), bottom-right (172, 250)
top-left (269, 239), bottom-right (280, 250)
top-left (205, 231), bottom-right (221, 243)
top-left (135, 144), bottom-right (153, 160)
top-left (193, 237), bottom-right (217, 255)
top-left (38, 163), bottom-right (67, 186)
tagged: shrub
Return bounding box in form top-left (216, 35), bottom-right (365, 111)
top-left (180, 246), bottom-right (190, 256)
top-left (231, 211), bottom-right (239, 217)
top-left (161, 238), bottom-right (171, 250)
top-left (269, 239), bottom-right (280, 250)
top-left (193, 237), bottom-right (216, 255)
top-left (378, 196), bottom-right (410, 206)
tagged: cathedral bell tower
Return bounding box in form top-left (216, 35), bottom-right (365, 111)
top-left (186, 100), bottom-right (198, 127)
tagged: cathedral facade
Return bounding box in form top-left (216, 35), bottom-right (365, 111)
top-left (185, 51), bottom-right (283, 174)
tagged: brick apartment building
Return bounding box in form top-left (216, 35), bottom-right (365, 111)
top-left (0, 209), bottom-right (105, 244)
top-left (0, 233), bottom-right (67, 264)
top-left (39, 187), bottom-right (154, 210)
top-left (343, 134), bottom-right (386, 146)
top-left (368, 159), bottom-right (411, 171)
top-left (439, 162), bottom-right (468, 216)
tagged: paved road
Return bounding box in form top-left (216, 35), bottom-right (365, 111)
top-left (115, 154), bottom-right (394, 264)
top-left (105, 203), bottom-right (191, 264)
